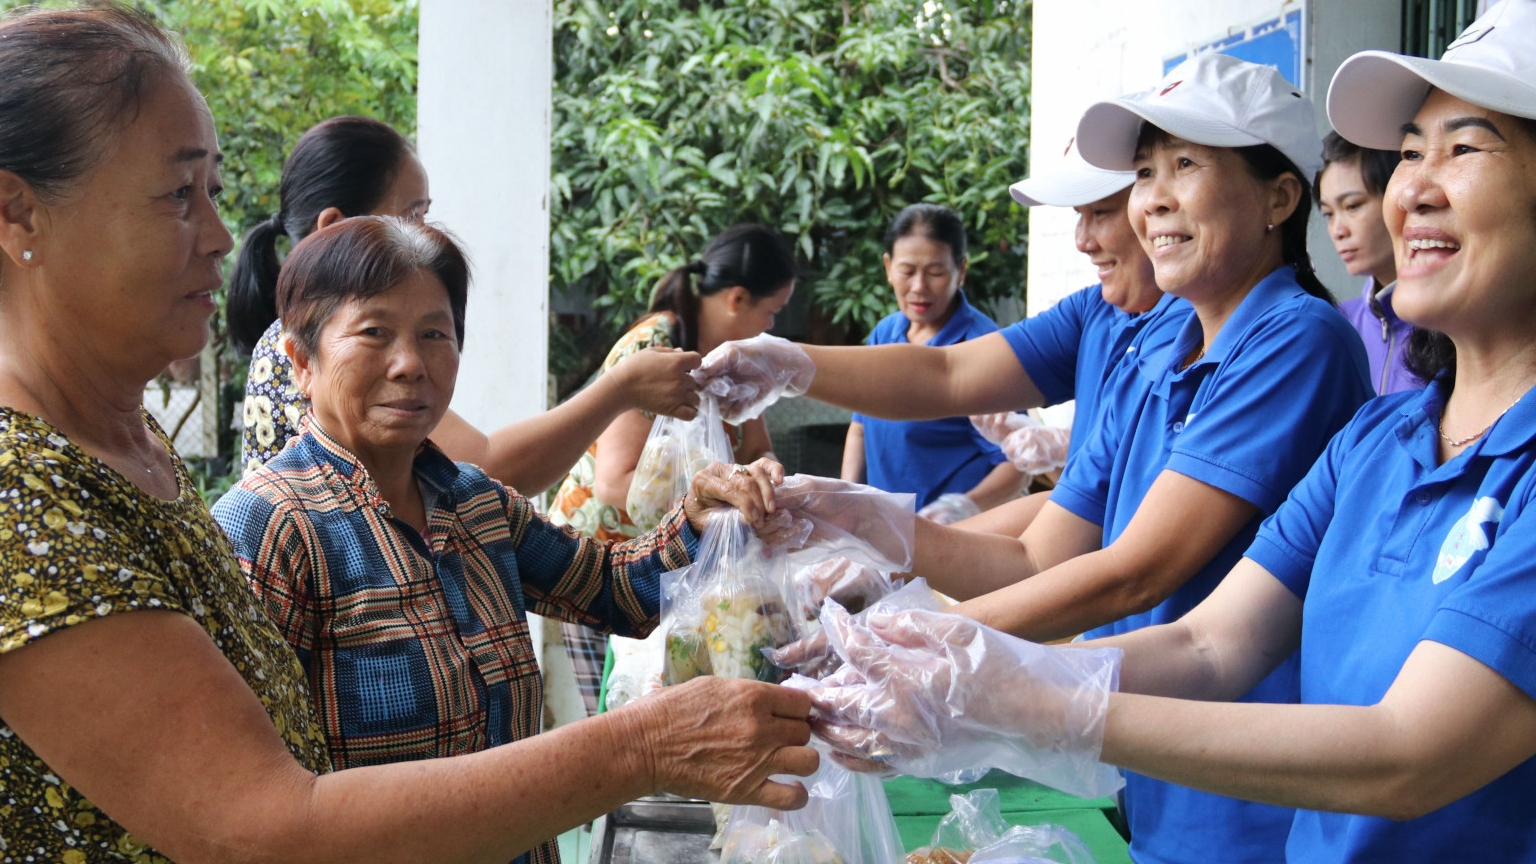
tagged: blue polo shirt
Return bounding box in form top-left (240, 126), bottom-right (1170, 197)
top-left (1053, 266), bottom-right (1373, 864)
top-left (1000, 285), bottom-right (1187, 458)
top-left (855, 294), bottom-right (1008, 508)
top-left (1247, 381), bottom-right (1536, 862)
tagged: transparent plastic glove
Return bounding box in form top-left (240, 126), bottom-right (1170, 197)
top-left (767, 475), bottom-right (916, 572)
top-left (970, 413), bottom-right (1071, 475)
top-left (795, 557), bottom-right (897, 619)
top-left (768, 577), bottom-right (938, 678)
top-left (918, 493), bottom-right (981, 526)
top-left (695, 333), bottom-right (817, 424)
top-left (793, 600), bottom-right (1124, 799)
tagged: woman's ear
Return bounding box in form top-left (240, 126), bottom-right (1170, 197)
top-left (1269, 173), bottom-right (1305, 229)
top-left (0, 170), bottom-right (42, 268)
top-left (314, 206), bottom-right (347, 232)
top-left (956, 256), bottom-right (969, 288)
top-left (724, 285), bottom-right (751, 315)
top-left (284, 334), bottom-right (315, 396)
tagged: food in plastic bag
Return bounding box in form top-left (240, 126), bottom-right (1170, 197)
top-left (603, 628), bottom-right (666, 711)
top-left (904, 790), bottom-right (1096, 864)
top-left (661, 510), bottom-right (794, 685)
top-left (695, 332), bottom-right (817, 424)
top-left (722, 745), bottom-right (902, 864)
top-left (627, 393), bottom-right (733, 531)
top-left (790, 599), bottom-right (1125, 800)
top-left (768, 475), bottom-right (918, 573)
top-left (768, 577), bottom-right (941, 678)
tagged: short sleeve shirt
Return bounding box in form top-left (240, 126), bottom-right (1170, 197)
top-left (0, 409), bottom-right (330, 862)
top-left (549, 312), bottom-right (742, 541)
top-left (241, 318), bottom-right (307, 475)
top-left (1051, 267), bottom-right (1373, 864)
top-left (853, 295), bottom-right (1008, 507)
top-left (1000, 286), bottom-right (1187, 457)
top-left (1248, 382), bottom-right (1536, 862)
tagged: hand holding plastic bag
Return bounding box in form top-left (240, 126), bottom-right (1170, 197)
top-left (768, 577), bottom-right (938, 678)
top-left (794, 557), bottom-right (897, 620)
top-left (695, 333), bottom-right (817, 424)
top-left (905, 790), bottom-right (1097, 864)
top-left (767, 475), bottom-right (916, 572)
top-left (917, 493), bottom-right (981, 526)
top-left (628, 393), bottom-right (735, 531)
top-left (970, 413), bottom-right (1070, 476)
top-left (792, 601), bottom-right (1124, 799)
top-left (721, 745), bottom-right (904, 864)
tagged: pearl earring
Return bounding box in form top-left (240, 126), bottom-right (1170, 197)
top-left (21, 250), bottom-right (33, 262)
top-left (1264, 223), bottom-right (1274, 234)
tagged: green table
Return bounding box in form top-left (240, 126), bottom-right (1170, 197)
top-left (893, 808), bottom-right (1130, 864)
top-left (883, 770), bottom-right (1120, 823)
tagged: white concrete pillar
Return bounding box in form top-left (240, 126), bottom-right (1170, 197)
top-left (418, 0), bottom-right (553, 431)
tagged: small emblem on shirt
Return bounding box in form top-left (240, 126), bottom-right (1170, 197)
top-left (1432, 496), bottom-right (1503, 584)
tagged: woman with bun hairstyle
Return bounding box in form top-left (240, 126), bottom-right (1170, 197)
top-left (549, 223), bottom-right (795, 713)
top-left (230, 117), bottom-right (699, 491)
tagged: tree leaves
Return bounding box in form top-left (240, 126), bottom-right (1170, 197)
top-left (552, 0), bottom-right (1032, 340)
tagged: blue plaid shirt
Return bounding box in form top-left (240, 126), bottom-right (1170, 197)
top-left (213, 423), bottom-right (698, 864)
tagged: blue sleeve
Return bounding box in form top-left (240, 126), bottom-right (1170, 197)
top-left (1244, 422), bottom-right (1353, 600)
top-left (1423, 483), bottom-right (1536, 701)
top-left (1000, 286), bottom-right (1095, 406)
top-left (1166, 306), bottom-right (1372, 513)
top-left (1046, 373), bottom-right (1135, 528)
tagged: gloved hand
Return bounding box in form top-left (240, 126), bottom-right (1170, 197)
top-left (969, 413), bottom-right (1071, 476)
top-left (789, 599), bottom-right (1124, 799)
top-left (917, 493), bottom-right (981, 525)
top-left (767, 577), bottom-right (936, 680)
top-left (694, 333), bottom-right (816, 424)
top-left (766, 475), bottom-right (916, 573)
top-left (795, 557), bottom-right (896, 619)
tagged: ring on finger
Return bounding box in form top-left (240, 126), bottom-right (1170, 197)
top-left (732, 464), bottom-right (750, 476)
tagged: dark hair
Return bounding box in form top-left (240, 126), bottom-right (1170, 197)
top-left (0, 4), bottom-right (188, 203)
top-left (227, 117), bottom-right (415, 353)
top-left (277, 216), bottom-right (470, 360)
top-left (1314, 131), bottom-right (1401, 204)
top-left (1134, 124), bottom-right (1333, 304)
top-left (884, 203), bottom-right (968, 269)
top-left (647, 224), bottom-right (797, 352)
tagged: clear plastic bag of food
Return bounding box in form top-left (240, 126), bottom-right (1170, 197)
top-left (627, 393), bottom-right (733, 531)
top-left (722, 745), bottom-right (904, 864)
top-left (904, 790), bottom-right (1096, 864)
top-left (695, 332), bottom-right (817, 424)
top-left (661, 510), bottom-right (794, 685)
top-left (768, 576), bottom-right (939, 678)
top-left (603, 628), bottom-right (666, 712)
top-left (768, 475), bottom-right (917, 573)
top-left (792, 599), bottom-right (1124, 800)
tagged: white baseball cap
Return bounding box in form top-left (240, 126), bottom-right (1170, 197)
top-left (1076, 52), bottom-right (1324, 181)
top-left (1327, 0), bottom-right (1536, 150)
top-left (1009, 134), bottom-right (1134, 207)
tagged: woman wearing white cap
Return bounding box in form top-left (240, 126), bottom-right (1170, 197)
top-left (696, 137), bottom-right (1181, 539)
top-left (805, 1), bottom-right (1536, 861)
top-left (798, 52), bottom-right (1374, 864)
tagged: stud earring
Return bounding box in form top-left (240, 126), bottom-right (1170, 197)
top-left (1264, 223), bottom-right (1275, 234)
top-left (21, 250), bottom-right (33, 262)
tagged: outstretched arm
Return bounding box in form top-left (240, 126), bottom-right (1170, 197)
top-left (0, 612), bottom-right (816, 864)
top-left (800, 333), bottom-right (1046, 420)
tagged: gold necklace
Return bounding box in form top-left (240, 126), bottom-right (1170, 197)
top-left (1180, 345), bottom-right (1205, 371)
top-left (1440, 395), bottom-right (1522, 448)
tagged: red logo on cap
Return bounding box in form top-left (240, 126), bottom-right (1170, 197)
top-left (1159, 80), bottom-right (1183, 96)
top-left (1063, 136), bottom-right (1076, 157)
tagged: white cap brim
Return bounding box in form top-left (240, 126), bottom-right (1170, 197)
top-left (1009, 165), bottom-right (1133, 207)
top-left (1327, 50), bottom-right (1536, 150)
top-left (1076, 98), bottom-right (1266, 172)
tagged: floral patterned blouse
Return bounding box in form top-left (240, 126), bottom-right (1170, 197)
top-left (549, 313), bottom-right (742, 542)
top-left (242, 318), bottom-right (307, 476)
top-left (0, 408), bottom-right (330, 862)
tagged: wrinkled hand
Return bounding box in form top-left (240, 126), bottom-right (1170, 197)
top-left (767, 475), bottom-right (916, 572)
top-left (619, 676), bottom-right (819, 809)
top-left (685, 458), bottom-right (785, 531)
top-left (694, 333), bottom-right (816, 424)
top-left (917, 493), bottom-right (981, 526)
top-left (789, 601), bottom-right (1124, 798)
top-left (613, 346), bottom-right (704, 420)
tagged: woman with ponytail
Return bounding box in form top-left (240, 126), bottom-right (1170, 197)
top-left (548, 223), bottom-right (796, 714)
top-left (231, 116), bottom-right (700, 492)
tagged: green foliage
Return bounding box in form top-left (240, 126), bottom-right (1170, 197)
top-left (551, 0), bottom-right (1032, 339)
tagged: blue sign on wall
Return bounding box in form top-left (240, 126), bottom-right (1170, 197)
top-left (1164, 6), bottom-right (1306, 88)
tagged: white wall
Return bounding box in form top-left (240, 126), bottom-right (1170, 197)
top-left (418, 0), bottom-right (553, 432)
top-left (1027, 0), bottom-right (1400, 321)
